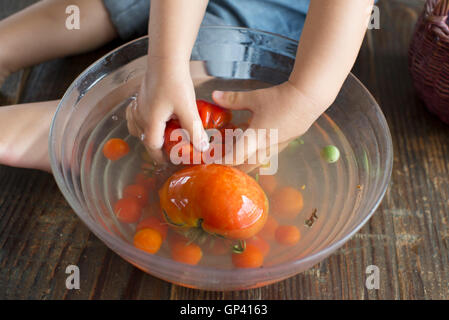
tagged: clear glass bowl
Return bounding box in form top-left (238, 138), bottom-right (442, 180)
top-left (49, 27), bottom-right (393, 291)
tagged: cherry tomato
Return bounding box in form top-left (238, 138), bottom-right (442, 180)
top-left (170, 237), bottom-right (203, 265)
top-left (123, 184), bottom-right (149, 207)
top-left (275, 225), bottom-right (301, 246)
top-left (134, 228), bottom-right (162, 254)
top-left (232, 244), bottom-right (264, 268)
top-left (247, 236), bottom-right (270, 257)
top-left (135, 173), bottom-right (156, 190)
top-left (103, 138), bottom-right (130, 161)
top-left (114, 197), bottom-right (142, 223)
top-left (271, 187), bottom-right (304, 219)
top-left (137, 216), bottom-right (168, 240)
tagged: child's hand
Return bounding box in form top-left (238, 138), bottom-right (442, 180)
top-left (126, 56), bottom-right (209, 162)
top-left (212, 81), bottom-right (329, 168)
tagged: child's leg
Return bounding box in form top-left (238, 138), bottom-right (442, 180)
top-left (0, 101), bottom-right (58, 172)
top-left (0, 0), bottom-right (119, 171)
top-left (0, 0), bottom-right (117, 85)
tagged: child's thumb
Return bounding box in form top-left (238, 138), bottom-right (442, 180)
top-left (212, 90), bottom-right (253, 110)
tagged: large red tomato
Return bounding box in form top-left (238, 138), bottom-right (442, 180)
top-left (159, 164), bottom-right (268, 240)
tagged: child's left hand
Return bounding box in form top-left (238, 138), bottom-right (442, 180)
top-left (212, 81), bottom-right (330, 169)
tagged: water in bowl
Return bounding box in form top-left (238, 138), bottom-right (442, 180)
top-left (80, 78), bottom-right (363, 269)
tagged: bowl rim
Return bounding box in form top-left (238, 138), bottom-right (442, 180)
top-left (49, 26), bottom-right (394, 285)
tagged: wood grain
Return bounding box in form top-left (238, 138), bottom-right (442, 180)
top-left (1, 0), bottom-right (448, 299)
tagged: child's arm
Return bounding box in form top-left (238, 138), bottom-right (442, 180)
top-left (213, 0), bottom-right (375, 166)
top-left (128, 0), bottom-right (210, 162)
top-left (0, 0), bottom-right (117, 80)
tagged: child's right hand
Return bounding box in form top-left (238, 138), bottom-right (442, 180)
top-left (126, 0), bottom-right (210, 163)
top-left (126, 56), bottom-right (210, 163)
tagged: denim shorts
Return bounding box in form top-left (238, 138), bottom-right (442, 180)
top-left (103, 0), bottom-right (310, 41)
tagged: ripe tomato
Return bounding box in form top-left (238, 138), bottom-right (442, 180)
top-left (197, 99), bottom-right (232, 129)
top-left (159, 164), bottom-right (268, 240)
top-left (232, 244), bottom-right (264, 268)
top-left (133, 228), bottom-right (162, 254)
top-left (114, 197), bottom-right (142, 223)
top-left (135, 172), bottom-right (156, 190)
top-left (163, 100), bottom-right (232, 164)
top-left (169, 233), bottom-right (203, 265)
top-left (123, 184), bottom-right (149, 207)
top-left (103, 138), bottom-right (130, 161)
top-left (275, 225), bottom-right (301, 246)
top-left (247, 236), bottom-right (270, 257)
top-left (136, 216), bottom-right (168, 240)
top-left (271, 186), bottom-right (304, 219)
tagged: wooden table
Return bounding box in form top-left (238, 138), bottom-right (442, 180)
top-left (1, 0), bottom-right (448, 300)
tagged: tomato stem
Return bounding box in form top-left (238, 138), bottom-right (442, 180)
top-left (162, 209), bottom-right (186, 227)
top-left (232, 240), bottom-right (246, 254)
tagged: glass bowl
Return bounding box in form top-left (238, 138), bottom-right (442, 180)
top-left (49, 27), bottom-right (393, 291)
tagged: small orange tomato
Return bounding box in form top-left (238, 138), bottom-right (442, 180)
top-left (137, 216), bottom-right (168, 241)
top-left (275, 225), bottom-right (301, 246)
top-left (247, 236), bottom-right (270, 257)
top-left (170, 238), bottom-right (203, 265)
top-left (258, 215), bottom-right (279, 242)
top-left (123, 184), bottom-right (149, 207)
top-left (271, 187), bottom-right (304, 219)
top-left (232, 244), bottom-right (264, 268)
top-left (114, 197), bottom-right (142, 223)
top-left (135, 173), bottom-right (157, 190)
top-left (258, 175), bottom-right (278, 195)
top-left (133, 228), bottom-right (162, 254)
top-left (102, 138), bottom-right (130, 161)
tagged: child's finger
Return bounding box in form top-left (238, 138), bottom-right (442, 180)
top-left (212, 90), bottom-right (255, 111)
top-left (224, 126), bottom-right (259, 166)
top-left (145, 144), bottom-right (166, 165)
top-left (125, 104), bottom-right (142, 137)
top-left (176, 103), bottom-right (210, 152)
top-left (142, 107), bottom-right (172, 151)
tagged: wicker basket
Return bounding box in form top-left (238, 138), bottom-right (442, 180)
top-left (409, 0), bottom-right (449, 124)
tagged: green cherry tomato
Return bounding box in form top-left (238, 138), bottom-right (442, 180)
top-left (321, 145), bottom-right (340, 163)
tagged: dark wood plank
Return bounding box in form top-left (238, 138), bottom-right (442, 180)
top-left (1, 0), bottom-right (449, 300)
top-left (353, 0), bottom-right (449, 300)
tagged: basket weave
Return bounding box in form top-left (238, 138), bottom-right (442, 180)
top-left (409, 0), bottom-right (449, 124)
